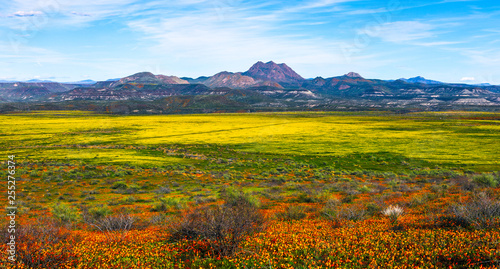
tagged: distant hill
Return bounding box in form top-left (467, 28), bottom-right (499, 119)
top-left (200, 71), bottom-right (283, 89)
top-left (202, 72), bottom-right (256, 89)
top-left (242, 61), bottom-right (304, 86)
top-left (399, 76), bottom-right (443, 85)
top-left (181, 76), bottom-right (210, 84)
top-left (26, 79), bottom-right (54, 83)
top-left (110, 72), bottom-right (189, 87)
top-left (0, 62), bottom-right (499, 110)
top-left (67, 79), bottom-right (97, 85)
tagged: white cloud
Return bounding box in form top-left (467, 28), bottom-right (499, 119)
top-left (2, 0), bottom-right (138, 29)
top-left (71, 11), bottom-right (91, 17)
top-left (460, 77), bottom-right (475, 81)
top-left (343, 8), bottom-right (387, 15)
top-left (281, 0), bottom-right (358, 13)
top-left (413, 41), bottom-right (463, 47)
top-left (125, 5), bottom-right (359, 77)
top-left (298, 0), bottom-right (358, 10)
top-left (362, 21), bottom-right (435, 43)
top-left (10, 11), bottom-right (43, 17)
top-left (462, 49), bottom-right (500, 66)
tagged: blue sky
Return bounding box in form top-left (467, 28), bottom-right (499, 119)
top-left (0, 0), bottom-right (499, 84)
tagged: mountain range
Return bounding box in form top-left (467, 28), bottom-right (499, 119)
top-left (1, 61), bottom-right (499, 113)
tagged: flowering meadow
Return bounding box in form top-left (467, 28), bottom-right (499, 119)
top-left (1, 111), bottom-right (499, 268)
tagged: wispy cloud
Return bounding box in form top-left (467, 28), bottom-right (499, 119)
top-left (125, 2), bottom-right (366, 77)
top-left (0, 0), bottom-right (499, 83)
top-left (279, 0), bottom-right (358, 13)
top-left (362, 21), bottom-right (436, 43)
top-left (460, 76), bottom-right (475, 81)
top-left (296, 0), bottom-right (359, 10)
top-left (413, 41), bottom-right (463, 47)
top-left (462, 49), bottom-right (500, 66)
top-left (341, 0), bottom-right (478, 16)
top-left (71, 11), bottom-right (91, 17)
top-left (2, 0), bottom-right (139, 28)
top-left (343, 7), bottom-right (387, 15)
top-left (10, 11), bottom-right (43, 17)
top-left (0, 41), bottom-right (68, 64)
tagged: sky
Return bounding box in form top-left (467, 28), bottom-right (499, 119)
top-left (0, 0), bottom-right (499, 84)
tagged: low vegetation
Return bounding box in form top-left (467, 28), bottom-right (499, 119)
top-left (1, 111), bottom-right (499, 268)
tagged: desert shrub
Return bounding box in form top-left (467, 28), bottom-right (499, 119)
top-left (382, 205), bottom-right (404, 223)
top-left (295, 191), bottom-right (326, 203)
top-left (219, 186), bottom-right (260, 208)
top-left (452, 177), bottom-right (476, 191)
top-left (441, 192), bottom-right (500, 229)
top-left (88, 212), bottom-right (137, 232)
top-left (1, 217), bottom-right (76, 268)
top-left (407, 194), bottom-right (428, 208)
top-left (366, 202), bottom-right (382, 216)
top-left (336, 204), bottom-right (367, 222)
top-left (155, 186), bottom-right (172, 194)
top-left (358, 185), bottom-right (371, 193)
top-left (111, 181), bottom-right (128, 189)
top-left (123, 186), bottom-right (139, 194)
top-left (51, 203), bottom-right (80, 224)
top-left (322, 199), bottom-right (366, 223)
top-left (86, 204), bottom-right (112, 219)
top-left (193, 196), bottom-right (218, 205)
top-left (170, 191), bottom-right (264, 257)
top-left (472, 174), bottom-right (499, 187)
top-left (276, 205), bottom-right (307, 221)
top-left (321, 198), bottom-right (341, 219)
top-left (341, 194), bottom-right (356, 204)
top-left (148, 213), bottom-right (173, 227)
top-left (388, 179), bottom-right (400, 191)
top-left (151, 197), bottom-right (186, 212)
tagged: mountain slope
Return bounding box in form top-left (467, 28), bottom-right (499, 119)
top-left (201, 71), bottom-right (284, 89)
top-left (111, 72), bottom-right (188, 87)
top-left (400, 76), bottom-right (443, 85)
top-left (202, 72), bottom-right (256, 88)
top-left (242, 61), bottom-right (304, 86)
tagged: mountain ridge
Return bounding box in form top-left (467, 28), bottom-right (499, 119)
top-left (1, 61), bottom-right (499, 111)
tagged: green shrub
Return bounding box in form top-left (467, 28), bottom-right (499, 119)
top-left (366, 202), bottom-right (382, 216)
top-left (407, 194), bottom-right (427, 208)
top-left (87, 204), bottom-right (112, 219)
top-left (152, 197), bottom-right (185, 212)
top-left (220, 186), bottom-right (260, 208)
top-left (122, 196), bottom-right (138, 204)
top-left (111, 181), bottom-right (128, 189)
top-left (321, 198), bottom-right (341, 219)
top-left (472, 174), bottom-right (498, 187)
top-left (276, 205), bottom-right (307, 221)
top-left (388, 179), bottom-right (400, 191)
top-left (322, 200), bottom-right (366, 223)
top-left (51, 203), bottom-right (80, 223)
top-left (295, 192), bottom-right (322, 203)
top-left (358, 185), bottom-right (371, 193)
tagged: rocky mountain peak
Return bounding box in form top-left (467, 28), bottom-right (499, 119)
top-left (242, 61), bottom-right (304, 84)
top-left (345, 72), bottom-right (363, 78)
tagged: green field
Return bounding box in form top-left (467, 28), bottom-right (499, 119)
top-left (2, 111), bottom-right (499, 171)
